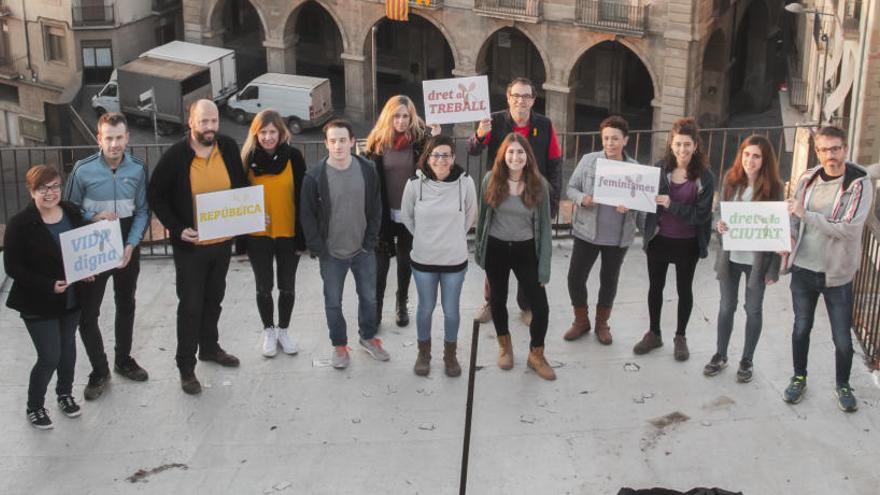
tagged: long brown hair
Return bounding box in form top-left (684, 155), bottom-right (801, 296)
top-left (663, 117), bottom-right (707, 181)
top-left (485, 133), bottom-right (544, 209)
top-left (722, 135), bottom-right (783, 201)
top-left (240, 110), bottom-right (291, 169)
top-left (365, 95), bottom-right (427, 156)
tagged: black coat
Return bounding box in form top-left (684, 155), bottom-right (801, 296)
top-left (4, 201), bottom-right (86, 317)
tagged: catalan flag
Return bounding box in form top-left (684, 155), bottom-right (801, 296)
top-left (386, 0), bottom-right (408, 21)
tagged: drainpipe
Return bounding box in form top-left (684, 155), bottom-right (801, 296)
top-left (20, 0), bottom-right (35, 81)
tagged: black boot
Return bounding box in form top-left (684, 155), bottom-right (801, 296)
top-left (395, 293), bottom-right (409, 327)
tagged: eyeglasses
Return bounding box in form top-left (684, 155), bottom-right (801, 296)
top-left (429, 153), bottom-right (453, 160)
top-left (508, 93), bottom-right (533, 101)
top-left (815, 145), bottom-right (843, 155)
top-left (36, 183), bottom-right (62, 195)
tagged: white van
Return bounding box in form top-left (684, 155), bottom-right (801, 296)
top-left (225, 73), bottom-right (333, 134)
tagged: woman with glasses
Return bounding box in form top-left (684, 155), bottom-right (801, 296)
top-left (363, 95), bottom-right (440, 327)
top-left (4, 165), bottom-right (92, 429)
top-left (475, 133), bottom-right (556, 380)
top-left (400, 135), bottom-right (477, 377)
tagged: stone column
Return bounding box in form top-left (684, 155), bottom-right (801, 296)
top-left (542, 82), bottom-right (574, 134)
top-left (342, 53), bottom-right (373, 123)
top-left (264, 37), bottom-right (296, 74)
top-left (200, 29), bottom-right (226, 47)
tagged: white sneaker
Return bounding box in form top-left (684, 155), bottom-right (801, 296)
top-left (276, 327), bottom-right (299, 355)
top-left (261, 326), bottom-right (278, 357)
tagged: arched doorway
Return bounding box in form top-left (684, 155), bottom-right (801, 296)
top-left (285, 2), bottom-right (345, 112)
top-left (210, 0), bottom-right (267, 87)
top-left (476, 28), bottom-right (547, 114)
top-left (730, 0), bottom-right (778, 113)
top-left (700, 30), bottom-right (729, 127)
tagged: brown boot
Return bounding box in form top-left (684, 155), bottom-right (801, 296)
top-left (443, 341), bottom-right (461, 377)
top-left (594, 305), bottom-right (613, 345)
top-left (673, 335), bottom-right (690, 361)
top-left (527, 346), bottom-right (557, 381)
top-left (497, 334), bottom-right (514, 370)
top-left (563, 306), bottom-right (591, 341)
top-left (413, 340), bottom-right (431, 376)
top-left (633, 331), bottom-right (663, 355)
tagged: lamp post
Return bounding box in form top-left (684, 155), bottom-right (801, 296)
top-left (784, 2), bottom-right (836, 124)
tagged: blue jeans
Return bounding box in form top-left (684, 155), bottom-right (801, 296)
top-left (716, 262), bottom-right (766, 362)
top-left (789, 266), bottom-right (854, 386)
top-left (319, 250), bottom-right (378, 346)
top-left (411, 267), bottom-right (467, 343)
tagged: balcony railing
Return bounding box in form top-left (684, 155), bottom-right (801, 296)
top-left (409, 0), bottom-right (443, 9)
top-left (575, 0), bottom-right (648, 37)
top-left (474, 0), bottom-right (540, 23)
top-left (72, 1), bottom-right (115, 28)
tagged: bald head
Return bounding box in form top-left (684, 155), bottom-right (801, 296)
top-left (189, 99), bottom-right (219, 146)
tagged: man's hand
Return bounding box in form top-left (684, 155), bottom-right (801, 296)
top-left (616, 205), bottom-right (629, 214)
top-left (181, 228), bottom-right (199, 243)
top-left (94, 211), bottom-right (119, 221)
top-left (787, 199), bottom-right (805, 219)
top-left (54, 280), bottom-right (69, 294)
top-left (475, 118), bottom-right (491, 139)
top-left (120, 244), bottom-right (134, 268)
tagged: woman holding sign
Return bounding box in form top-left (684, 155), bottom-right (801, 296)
top-left (704, 135), bottom-right (783, 382)
top-left (240, 110), bottom-right (307, 358)
top-left (363, 96), bottom-right (440, 327)
top-left (4, 165), bottom-right (89, 429)
top-left (475, 133), bottom-right (555, 380)
top-left (635, 117), bottom-right (715, 361)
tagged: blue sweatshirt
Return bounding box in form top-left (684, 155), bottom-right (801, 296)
top-left (64, 151), bottom-right (150, 247)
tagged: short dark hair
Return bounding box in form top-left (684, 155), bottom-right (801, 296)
top-left (600, 115), bottom-right (629, 136)
top-left (815, 126), bottom-right (847, 143)
top-left (97, 112), bottom-right (128, 133)
top-left (26, 164), bottom-right (61, 192)
top-left (506, 77), bottom-right (536, 97)
top-left (417, 135), bottom-right (456, 177)
top-left (323, 119), bottom-right (354, 139)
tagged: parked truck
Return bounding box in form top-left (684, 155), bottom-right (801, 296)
top-left (140, 41), bottom-right (238, 103)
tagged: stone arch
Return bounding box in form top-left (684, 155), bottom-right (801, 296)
top-left (474, 26), bottom-right (550, 112)
top-left (700, 29), bottom-right (729, 127)
top-left (205, 0), bottom-right (269, 39)
top-left (280, 0), bottom-right (351, 54)
top-left (475, 25), bottom-right (551, 84)
top-left (564, 37), bottom-right (659, 100)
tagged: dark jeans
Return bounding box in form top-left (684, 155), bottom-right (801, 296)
top-left (246, 236), bottom-right (301, 329)
top-left (24, 311), bottom-right (80, 410)
top-left (485, 237), bottom-right (549, 348)
top-left (567, 237), bottom-right (628, 308)
top-left (483, 278), bottom-right (530, 311)
top-left (319, 249), bottom-right (378, 346)
top-left (376, 222), bottom-right (412, 306)
top-left (172, 241), bottom-right (232, 372)
top-left (790, 266), bottom-right (854, 386)
top-left (647, 235), bottom-right (700, 336)
top-left (77, 247), bottom-right (140, 376)
top-left (716, 261), bottom-right (766, 362)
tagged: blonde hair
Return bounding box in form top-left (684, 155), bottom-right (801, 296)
top-left (365, 95), bottom-right (427, 156)
top-left (240, 110), bottom-right (291, 168)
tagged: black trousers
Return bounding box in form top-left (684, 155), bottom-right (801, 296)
top-left (246, 236), bottom-right (301, 329)
top-left (376, 222), bottom-right (413, 306)
top-left (77, 248), bottom-right (140, 376)
top-left (485, 236), bottom-right (549, 348)
top-left (24, 311), bottom-right (79, 410)
top-left (567, 237), bottom-right (628, 308)
top-left (646, 235), bottom-right (700, 336)
top-left (173, 241), bottom-right (232, 371)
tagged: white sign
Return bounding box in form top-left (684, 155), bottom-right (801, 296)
top-left (195, 185), bottom-right (266, 241)
top-left (720, 201), bottom-right (791, 252)
top-left (59, 220), bottom-right (124, 283)
top-left (592, 159), bottom-right (660, 213)
top-left (422, 76), bottom-right (491, 125)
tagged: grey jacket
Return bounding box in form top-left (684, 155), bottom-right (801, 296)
top-left (566, 151), bottom-right (640, 247)
top-left (785, 162), bottom-right (874, 287)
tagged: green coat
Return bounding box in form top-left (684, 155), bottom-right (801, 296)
top-left (475, 172), bottom-right (553, 284)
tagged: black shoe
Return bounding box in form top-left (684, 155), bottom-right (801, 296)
top-left (115, 357), bottom-right (149, 382)
top-left (702, 353), bottom-right (728, 376)
top-left (27, 407), bottom-right (53, 430)
top-left (180, 371), bottom-right (202, 395)
top-left (57, 395), bottom-right (81, 418)
top-left (198, 347), bottom-right (240, 367)
top-left (83, 372), bottom-right (110, 401)
top-left (783, 375), bottom-right (807, 404)
top-left (395, 299), bottom-right (409, 327)
top-left (736, 359), bottom-right (754, 383)
top-left (836, 384), bottom-right (859, 412)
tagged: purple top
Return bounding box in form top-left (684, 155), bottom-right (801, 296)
top-left (658, 180), bottom-right (698, 239)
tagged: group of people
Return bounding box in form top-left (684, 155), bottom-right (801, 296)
top-left (4, 76), bottom-right (873, 431)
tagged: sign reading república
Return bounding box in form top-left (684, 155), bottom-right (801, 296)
top-left (592, 158), bottom-right (661, 213)
top-left (719, 201), bottom-right (792, 252)
top-left (59, 219), bottom-right (124, 283)
top-left (195, 185), bottom-right (266, 241)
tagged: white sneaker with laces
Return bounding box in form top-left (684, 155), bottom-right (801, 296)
top-left (262, 326), bottom-right (278, 357)
top-left (276, 327), bottom-right (298, 355)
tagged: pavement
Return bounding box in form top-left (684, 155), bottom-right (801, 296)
top-left (1, 238), bottom-right (879, 495)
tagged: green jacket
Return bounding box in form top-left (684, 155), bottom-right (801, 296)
top-left (475, 172), bottom-right (553, 284)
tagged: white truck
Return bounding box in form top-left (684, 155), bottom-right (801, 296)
top-left (225, 73), bottom-right (333, 134)
top-left (140, 41), bottom-right (237, 103)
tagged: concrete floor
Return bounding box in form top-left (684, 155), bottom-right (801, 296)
top-left (1, 239), bottom-right (878, 494)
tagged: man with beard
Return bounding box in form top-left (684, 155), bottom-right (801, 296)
top-left (148, 99), bottom-right (248, 394)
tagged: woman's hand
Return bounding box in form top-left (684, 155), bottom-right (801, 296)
top-left (429, 123), bottom-right (441, 136)
top-left (181, 228), bottom-right (199, 243)
top-left (655, 195), bottom-right (671, 208)
top-left (716, 220), bottom-right (729, 234)
top-left (53, 280), bottom-right (69, 294)
top-left (581, 195), bottom-right (593, 207)
top-left (616, 205), bottom-right (629, 214)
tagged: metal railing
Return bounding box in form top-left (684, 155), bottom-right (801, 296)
top-left (788, 77), bottom-right (808, 111)
top-left (474, 0), bottom-right (540, 20)
top-left (575, 0), bottom-right (648, 36)
top-left (853, 200), bottom-right (880, 370)
top-left (409, 0), bottom-right (443, 9)
top-left (72, 1), bottom-right (115, 27)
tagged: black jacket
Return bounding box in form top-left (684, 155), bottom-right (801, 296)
top-left (363, 139), bottom-right (426, 243)
top-left (147, 134), bottom-right (248, 251)
top-left (4, 201), bottom-right (86, 317)
top-left (299, 154), bottom-right (382, 257)
top-left (467, 109), bottom-right (562, 216)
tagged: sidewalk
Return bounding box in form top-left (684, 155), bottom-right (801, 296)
top-left (1, 240), bottom-right (878, 494)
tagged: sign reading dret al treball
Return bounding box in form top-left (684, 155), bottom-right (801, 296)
top-left (591, 159), bottom-right (660, 213)
top-left (59, 219), bottom-right (124, 283)
top-left (720, 201), bottom-right (791, 252)
top-left (422, 76), bottom-right (491, 125)
top-left (195, 185), bottom-right (266, 241)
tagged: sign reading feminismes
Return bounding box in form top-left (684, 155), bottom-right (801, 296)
top-left (59, 219), bottom-right (124, 283)
top-left (422, 76), bottom-right (491, 125)
top-left (195, 185), bottom-right (266, 241)
top-left (719, 201), bottom-right (791, 252)
top-left (592, 159), bottom-right (660, 213)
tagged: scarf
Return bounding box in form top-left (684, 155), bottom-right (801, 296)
top-left (392, 133), bottom-right (412, 151)
top-left (248, 142), bottom-right (293, 176)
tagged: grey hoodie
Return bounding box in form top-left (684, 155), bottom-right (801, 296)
top-left (400, 167), bottom-right (477, 270)
top-left (566, 151), bottom-right (640, 247)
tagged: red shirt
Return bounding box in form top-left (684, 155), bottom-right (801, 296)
top-left (482, 123), bottom-right (562, 161)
